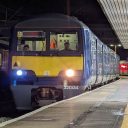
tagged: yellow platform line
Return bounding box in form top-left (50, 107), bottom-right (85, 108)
top-left (121, 104), bottom-right (128, 128)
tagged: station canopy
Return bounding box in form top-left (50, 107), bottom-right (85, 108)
top-left (98, 0), bottom-right (128, 49)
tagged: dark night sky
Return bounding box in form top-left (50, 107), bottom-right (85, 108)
top-left (0, 0), bottom-right (127, 60)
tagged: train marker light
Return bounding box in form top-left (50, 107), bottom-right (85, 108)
top-left (65, 69), bottom-right (75, 77)
top-left (16, 70), bottom-right (23, 76)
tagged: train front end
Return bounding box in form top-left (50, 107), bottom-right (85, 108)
top-left (10, 14), bottom-right (85, 110)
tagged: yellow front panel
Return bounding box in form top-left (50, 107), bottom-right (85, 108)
top-left (12, 56), bottom-right (83, 76)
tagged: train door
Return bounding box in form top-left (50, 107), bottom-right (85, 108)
top-left (113, 54), bottom-right (117, 79)
top-left (102, 45), bottom-right (108, 83)
top-left (96, 39), bottom-right (103, 84)
top-left (116, 56), bottom-right (120, 78)
top-left (105, 47), bottom-right (110, 82)
top-left (108, 49), bottom-right (113, 81)
top-left (111, 51), bottom-right (115, 80)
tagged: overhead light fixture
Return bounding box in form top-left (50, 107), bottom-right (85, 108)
top-left (117, 44), bottom-right (122, 47)
top-left (110, 44), bottom-right (114, 47)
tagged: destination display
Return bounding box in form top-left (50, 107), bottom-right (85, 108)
top-left (17, 31), bottom-right (45, 38)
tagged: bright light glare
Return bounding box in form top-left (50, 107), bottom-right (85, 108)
top-left (16, 70), bottom-right (23, 76)
top-left (110, 44), bottom-right (114, 47)
top-left (117, 44), bottom-right (121, 47)
top-left (121, 65), bottom-right (126, 68)
top-left (65, 69), bottom-right (75, 77)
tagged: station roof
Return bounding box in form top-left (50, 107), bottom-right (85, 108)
top-left (0, 0), bottom-right (127, 59)
top-left (98, 0), bottom-right (128, 50)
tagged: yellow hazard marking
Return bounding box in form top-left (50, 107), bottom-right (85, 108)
top-left (12, 56), bottom-right (83, 76)
top-left (121, 104), bottom-right (128, 128)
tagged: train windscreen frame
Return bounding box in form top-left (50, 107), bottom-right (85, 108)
top-left (16, 30), bottom-right (82, 55)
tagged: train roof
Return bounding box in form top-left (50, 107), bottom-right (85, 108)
top-left (15, 13), bottom-right (88, 29)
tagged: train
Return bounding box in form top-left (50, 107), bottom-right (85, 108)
top-left (119, 60), bottom-right (128, 76)
top-left (8, 13), bottom-right (120, 110)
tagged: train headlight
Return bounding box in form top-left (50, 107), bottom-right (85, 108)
top-left (65, 69), bottom-right (75, 77)
top-left (16, 70), bottom-right (23, 76)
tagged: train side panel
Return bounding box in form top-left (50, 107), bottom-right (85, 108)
top-left (83, 29), bottom-right (92, 88)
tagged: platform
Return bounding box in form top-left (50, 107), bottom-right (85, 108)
top-left (1, 78), bottom-right (128, 128)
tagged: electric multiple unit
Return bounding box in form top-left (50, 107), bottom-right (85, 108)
top-left (9, 14), bottom-right (120, 110)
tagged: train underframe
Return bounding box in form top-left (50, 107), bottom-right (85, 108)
top-left (10, 70), bottom-right (119, 110)
top-left (10, 79), bottom-right (84, 110)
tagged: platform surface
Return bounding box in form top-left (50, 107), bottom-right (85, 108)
top-left (1, 79), bottom-right (128, 128)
